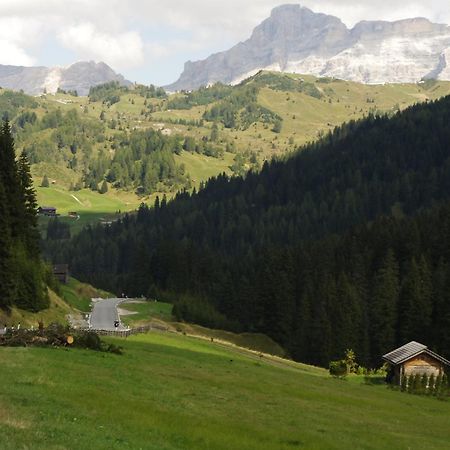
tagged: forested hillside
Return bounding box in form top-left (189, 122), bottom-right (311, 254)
top-left (0, 122), bottom-right (49, 311)
top-left (52, 96), bottom-right (450, 367)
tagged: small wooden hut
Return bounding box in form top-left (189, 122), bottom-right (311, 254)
top-left (53, 264), bottom-right (69, 284)
top-left (383, 341), bottom-right (449, 384)
top-left (38, 206), bottom-right (57, 216)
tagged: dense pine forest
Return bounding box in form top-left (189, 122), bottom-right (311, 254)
top-left (52, 96), bottom-right (450, 367)
top-left (0, 122), bottom-right (49, 312)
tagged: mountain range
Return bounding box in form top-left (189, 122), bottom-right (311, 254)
top-left (167, 4), bottom-right (450, 91)
top-left (0, 61), bottom-right (130, 96)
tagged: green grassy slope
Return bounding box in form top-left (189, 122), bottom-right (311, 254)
top-left (17, 74), bottom-right (450, 187)
top-left (119, 300), bottom-right (287, 356)
top-left (0, 332), bottom-right (449, 450)
top-left (174, 151), bottom-right (234, 187)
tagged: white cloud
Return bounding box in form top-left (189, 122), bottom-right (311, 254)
top-left (58, 23), bottom-right (144, 70)
top-left (0, 39), bottom-right (35, 66)
top-left (0, 16), bottom-right (42, 65)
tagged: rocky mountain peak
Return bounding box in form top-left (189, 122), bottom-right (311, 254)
top-left (251, 4), bottom-right (347, 49)
top-left (0, 61), bottom-right (130, 96)
top-left (166, 4), bottom-right (450, 91)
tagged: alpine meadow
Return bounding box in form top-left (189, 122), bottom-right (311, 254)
top-left (1, 2), bottom-right (450, 450)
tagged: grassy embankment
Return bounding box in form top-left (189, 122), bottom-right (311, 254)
top-left (0, 290), bottom-right (74, 329)
top-left (0, 278), bottom-right (111, 328)
top-left (59, 277), bottom-right (114, 313)
top-left (120, 300), bottom-right (286, 357)
top-left (1, 331), bottom-right (449, 449)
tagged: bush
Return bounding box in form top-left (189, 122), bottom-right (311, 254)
top-left (73, 331), bottom-right (102, 351)
top-left (329, 360), bottom-right (348, 377)
top-left (106, 343), bottom-right (123, 355)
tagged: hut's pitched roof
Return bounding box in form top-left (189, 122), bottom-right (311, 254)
top-left (383, 341), bottom-right (450, 366)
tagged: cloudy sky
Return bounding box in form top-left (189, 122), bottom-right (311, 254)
top-left (1, 0), bottom-right (449, 86)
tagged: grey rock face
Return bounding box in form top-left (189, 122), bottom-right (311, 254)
top-left (0, 61), bottom-right (131, 96)
top-left (166, 4), bottom-right (450, 91)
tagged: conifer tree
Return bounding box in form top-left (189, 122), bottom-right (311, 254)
top-left (0, 121), bottom-right (21, 233)
top-left (99, 180), bottom-right (108, 194)
top-left (41, 174), bottom-right (49, 187)
top-left (0, 181), bottom-right (15, 309)
top-left (370, 249), bottom-right (399, 361)
top-left (17, 151), bottom-right (39, 253)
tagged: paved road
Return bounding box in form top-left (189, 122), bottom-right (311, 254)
top-left (89, 298), bottom-right (128, 331)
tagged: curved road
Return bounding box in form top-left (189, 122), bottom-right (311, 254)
top-left (89, 298), bottom-right (128, 331)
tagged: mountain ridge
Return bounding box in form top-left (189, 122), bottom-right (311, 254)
top-left (0, 61), bottom-right (131, 96)
top-left (166, 4), bottom-right (450, 91)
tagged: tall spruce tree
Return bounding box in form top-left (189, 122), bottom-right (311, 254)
top-left (17, 151), bottom-right (39, 254)
top-left (0, 181), bottom-right (15, 309)
top-left (0, 121), bottom-right (21, 234)
top-left (370, 249), bottom-right (399, 362)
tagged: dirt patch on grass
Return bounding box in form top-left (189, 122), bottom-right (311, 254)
top-left (0, 403), bottom-right (31, 429)
top-left (117, 307), bottom-right (138, 316)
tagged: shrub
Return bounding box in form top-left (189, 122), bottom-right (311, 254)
top-left (73, 331), bottom-right (102, 351)
top-left (329, 360), bottom-right (348, 377)
top-left (41, 175), bottom-right (49, 187)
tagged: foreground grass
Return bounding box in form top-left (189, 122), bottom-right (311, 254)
top-left (0, 332), bottom-right (449, 449)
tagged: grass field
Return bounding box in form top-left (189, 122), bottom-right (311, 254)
top-left (0, 332), bottom-right (449, 449)
top-left (36, 185), bottom-right (143, 233)
top-left (174, 151), bottom-right (234, 188)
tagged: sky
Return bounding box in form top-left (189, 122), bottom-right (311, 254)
top-left (0, 0), bottom-right (449, 86)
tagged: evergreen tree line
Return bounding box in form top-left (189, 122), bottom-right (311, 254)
top-left (51, 96), bottom-right (450, 366)
top-left (16, 108), bottom-right (103, 169)
top-left (203, 84), bottom-right (282, 130)
top-left (15, 106), bottom-right (215, 196)
top-left (166, 83), bottom-right (233, 110)
top-left (88, 81), bottom-right (166, 104)
top-left (86, 129), bottom-right (192, 195)
top-left (0, 122), bottom-right (49, 311)
top-left (245, 71), bottom-right (323, 99)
